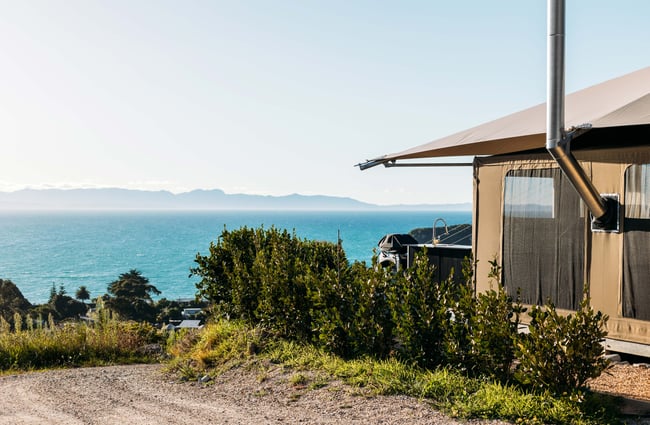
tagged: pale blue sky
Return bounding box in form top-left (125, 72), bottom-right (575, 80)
top-left (1, 1), bottom-right (648, 205)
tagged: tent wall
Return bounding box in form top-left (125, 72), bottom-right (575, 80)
top-left (474, 144), bottom-right (650, 347)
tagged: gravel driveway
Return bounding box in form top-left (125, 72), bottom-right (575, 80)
top-left (0, 364), bottom-right (511, 425)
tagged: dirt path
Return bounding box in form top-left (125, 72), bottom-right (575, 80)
top-left (0, 364), bottom-right (510, 425)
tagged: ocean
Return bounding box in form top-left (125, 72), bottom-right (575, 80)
top-left (0, 210), bottom-right (471, 304)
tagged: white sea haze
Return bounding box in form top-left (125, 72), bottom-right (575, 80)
top-left (0, 210), bottom-right (471, 304)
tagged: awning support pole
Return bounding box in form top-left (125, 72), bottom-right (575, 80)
top-left (356, 159), bottom-right (473, 170)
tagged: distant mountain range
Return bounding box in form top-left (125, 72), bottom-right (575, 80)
top-left (0, 188), bottom-right (471, 211)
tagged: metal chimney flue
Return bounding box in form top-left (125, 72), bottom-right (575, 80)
top-left (547, 0), bottom-right (566, 151)
top-left (546, 0), bottom-right (618, 232)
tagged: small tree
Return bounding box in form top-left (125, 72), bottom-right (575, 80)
top-left (49, 283), bottom-right (57, 303)
top-left (105, 270), bottom-right (161, 322)
top-left (40, 283), bottom-right (86, 320)
top-left (75, 286), bottom-right (91, 303)
top-left (49, 293), bottom-right (88, 320)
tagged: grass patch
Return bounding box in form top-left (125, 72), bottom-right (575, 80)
top-left (0, 316), bottom-right (161, 371)
top-left (165, 320), bottom-right (266, 376)
top-left (289, 372), bottom-right (309, 387)
top-left (168, 320), bottom-right (623, 425)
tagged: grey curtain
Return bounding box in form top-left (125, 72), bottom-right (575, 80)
top-left (502, 168), bottom-right (585, 310)
top-left (623, 164), bottom-right (650, 321)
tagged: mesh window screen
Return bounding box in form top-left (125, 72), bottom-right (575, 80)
top-left (623, 164), bottom-right (650, 320)
top-left (503, 168), bottom-right (585, 310)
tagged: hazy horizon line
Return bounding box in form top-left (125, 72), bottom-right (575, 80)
top-left (0, 186), bottom-right (472, 208)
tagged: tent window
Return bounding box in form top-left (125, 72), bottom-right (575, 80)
top-left (623, 164), bottom-right (650, 321)
top-left (504, 174), bottom-right (555, 218)
top-left (502, 168), bottom-right (585, 310)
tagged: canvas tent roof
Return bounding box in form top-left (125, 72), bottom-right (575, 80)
top-left (360, 66), bottom-right (650, 168)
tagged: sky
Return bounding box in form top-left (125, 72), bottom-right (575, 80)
top-left (0, 1), bottom-right (648, 206)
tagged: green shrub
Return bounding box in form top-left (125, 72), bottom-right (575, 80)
top-left (447, 258), bottom-right (522, 380)
top-left (307, 265), bottom-right (354, 356)
top-left (192, 226), bottom-right (347, 341)
top-left (192, 226), bottom-right (610, 396)
top-left (307, 254), bottom-right (393, 359)
top-left (253, 229), bottom-right (314, 340)
top-left (466, 286), bottom-right (521, 380)
top-left (388, 250), bottom-right (452, 368)
top-left (514, 292), bottom-right (609, 394)
top-left (345, 258), bottom-right (394, 358)
top-left (440, 255), bottom-right (474, 371)
top-left (192, 226), bottom-right (259, 320)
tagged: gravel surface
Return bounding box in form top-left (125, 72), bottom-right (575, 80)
top-left (2, 361), bottom-right (649, 424)
top-left (588, 363), bottom-right (650, 401)
top-left (0, 364), bottom-right (511, 425)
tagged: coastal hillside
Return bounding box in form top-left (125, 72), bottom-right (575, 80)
top-left (0, 188), bottom-right (472, 211)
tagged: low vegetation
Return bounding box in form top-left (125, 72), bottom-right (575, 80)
top-left (0, 309), bottom-right (162, 371)
top-left (1, 271), bottom-right (206, 330)
top-left (191, 227), bottom-right (608, 385)
top-left (167, 320), bottom-right (619, 425)
top-left (0, 225), bottom-right (618, 424)
top-left (0, 271), bottom-right (186, 371)
top-left (185, 226), bottom-right (616, 423)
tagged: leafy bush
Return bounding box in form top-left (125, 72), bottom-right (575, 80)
top-left (388, 250), bottom-right (452, 368)
top-left (192, 226), bottom-right (610, 395)
top-left (192, 226), bottom-right (346, 341)
top-left (253, 229), bottom-right (324, 340)
top-left (306, 264), bottom-right (355, 356)
top-left (345, 259), bottom-right (394, 358)
top-left (386, 251), bottom-right (521, 376)
top-left (192, 226), bottom-right (258, 320)
top-left (465, 285), bottom-right (521, 380)
top-left (447, 258), bottom-right (522, 380)
top-left (515, 293), bottom-right (609, 394)
top-left (306, 254), bottom-right (392, 358)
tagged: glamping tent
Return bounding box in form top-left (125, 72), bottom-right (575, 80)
top-left (358, 66), bottom-right (650, 355)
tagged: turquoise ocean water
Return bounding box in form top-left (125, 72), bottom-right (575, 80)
top-left (0, 210), bottom-right (471, 304)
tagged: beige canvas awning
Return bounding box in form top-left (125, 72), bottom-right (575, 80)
top-left (359, 66), bottom-right (650, 169)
